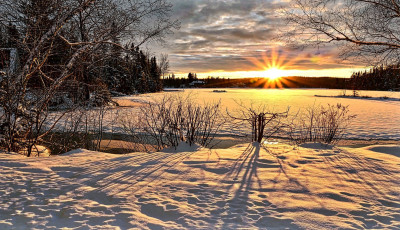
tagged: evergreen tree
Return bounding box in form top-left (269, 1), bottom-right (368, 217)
top-left (188, 72), bottom-right (194, 82)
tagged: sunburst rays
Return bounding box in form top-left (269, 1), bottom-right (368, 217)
top-left (246, 48), bottom-right (303, 88)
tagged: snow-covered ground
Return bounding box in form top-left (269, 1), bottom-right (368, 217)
top-left (48, 88), bottom-right (400, 141)
top-left (116, 88), bottom-right (400, 140)
top-left (1, 142), bottom-right (399, 229)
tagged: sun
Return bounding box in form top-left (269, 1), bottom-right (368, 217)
top-left (245, 47), bottom-right (303, 88)
top-left (246, 47), bottom-right (294, 82)
top-left (264, 67), bottom-right (285, 80)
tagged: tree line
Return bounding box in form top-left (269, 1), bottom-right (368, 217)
top-left (163, 72), bottom-right (199, 88)
top-left (350, 65), bottom-right (400, 91)
top-left (165, 73), bottom-right (400, 91)
top-left (164, 75), bottom-right (347, 89)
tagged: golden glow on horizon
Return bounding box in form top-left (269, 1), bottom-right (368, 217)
top-left (172, 47), bottom-right (369, 80)
top-left (263, 67), bottom-right (284, 80)
top-left (245, 48), bottom-right (299, 87)
top-left (173, 68), bottom-right (369, 79)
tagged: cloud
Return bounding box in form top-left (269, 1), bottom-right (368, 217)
top-left (163, 0), bottom-right (364, 76)
top-left (170, 47), bottom-right (359, 74)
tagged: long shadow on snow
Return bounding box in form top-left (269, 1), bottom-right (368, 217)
top-left (213, 143), bottom-right (299, 229)
top-left (0, 150), bottom-right (194, 229)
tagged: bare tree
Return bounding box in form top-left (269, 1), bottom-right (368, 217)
top-left (228, 102), bottom-right (289, 143)
top-left (283, 0), bottom-right (400, 65)
top-left (0, 0), bottom-right (179, 156)
top-left (159, 53), bottom-right (169, 79)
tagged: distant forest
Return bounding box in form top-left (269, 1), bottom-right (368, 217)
top-left (164, 75), bottom-right (345, 89)
top-left (350, 65), bottom-right (400, 91)
top-left (165, 67), bottom-right (400, 91)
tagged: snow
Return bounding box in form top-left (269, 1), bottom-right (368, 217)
top-left (365, 145), bottom-right (400, 157)
top-left (48, 88), bottom-right (400, 141)
top-left (161, 141), bottom-right (203, 153)
top-left (115, 88), bottom-right (400, 140)
top-left (299, 142), bottom-right (334, 150)
top-left (315, 94), bottom-right (400, 102)
top-left (0, 142), bottom-right (399, 229)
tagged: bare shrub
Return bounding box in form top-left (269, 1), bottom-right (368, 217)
top-left (117, 109), bottom-right (157, 153)
top-left (287, 103), bottom-right (356, 145)
top-left (41, 101), bottom-right (115, 154)
top-left (119, 95), bottom-right (224, 151)
top-left (228, 102), bottom-right (289, 143)
top-left (184, 100), bottom-right (222, 147)
top-left (150, 95), bottom-right (183, 149)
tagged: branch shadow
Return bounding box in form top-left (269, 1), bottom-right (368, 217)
top-left (215, 143), bottom-right (298, 229)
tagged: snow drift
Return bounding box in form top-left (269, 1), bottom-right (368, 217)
top-left (0, 143), bottom-right (399, 229)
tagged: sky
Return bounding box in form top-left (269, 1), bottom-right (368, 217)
top-left (159, 0), bottom-right (368, 79)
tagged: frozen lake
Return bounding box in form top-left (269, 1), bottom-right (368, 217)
top-left (126, 88), bottom-right (400, 140)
